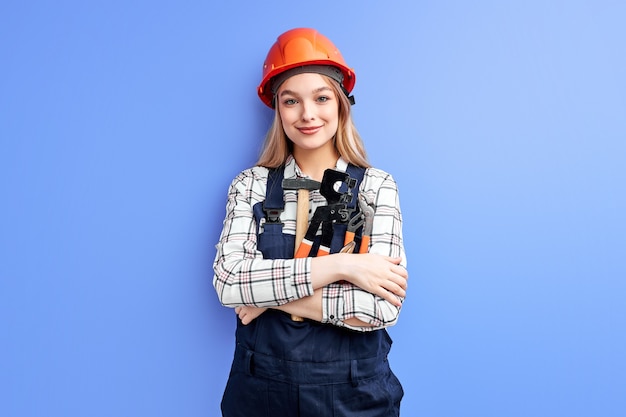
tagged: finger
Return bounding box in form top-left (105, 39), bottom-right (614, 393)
top-left (387, 292), bottom-right (403, 307)
top-left (379, 275), bottom-right (406, 302)
top-left (390, 273), bottom-right (408, 290)
top-left (376, 285), bottom-right (403, 306)
top-left (385, 256), bottom-right (403, 265)
top-left (383, 281), bottom-right (406, 298)
top-left (377, 255), bottom-right (401, 264)
top-left (390, 263), bottom-right (408, 278)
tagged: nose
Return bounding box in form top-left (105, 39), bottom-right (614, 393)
top-left (300, 101), bottom-right (315, 121)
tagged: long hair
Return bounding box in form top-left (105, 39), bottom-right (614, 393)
top-left (256, 76), bottom-right (370, 168)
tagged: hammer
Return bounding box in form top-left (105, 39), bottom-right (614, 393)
top-left (282, 177), bottom-right (321, 257)
top-left (281, 177), bottom-right (321, 321)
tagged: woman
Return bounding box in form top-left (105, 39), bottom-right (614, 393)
top-left (213, 28), bottom-right (408, 417)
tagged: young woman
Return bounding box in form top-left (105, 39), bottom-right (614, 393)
top-left (213, 28), bottom-right (408, 417)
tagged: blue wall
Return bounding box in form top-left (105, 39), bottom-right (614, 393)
top-left (2, 1), bottom-right (625, 416)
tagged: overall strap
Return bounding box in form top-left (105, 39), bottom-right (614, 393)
top-left (254, 165), bottom-right (295, 259)
top-left (345, 164), bottom-right (366, 210)
top-left (263, 165), bottom-right (286, 223)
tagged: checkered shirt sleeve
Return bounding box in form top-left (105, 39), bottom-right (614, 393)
top-left (322, 168), bottom-right (407, 331)
top-left (212, 168), bottom-right (314, 307)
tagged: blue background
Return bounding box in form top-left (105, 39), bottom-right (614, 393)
top-left (2, 1), bottom-right (625, 416)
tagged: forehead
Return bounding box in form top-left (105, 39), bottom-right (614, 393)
top-left (278, 72), bottom-right (333, 94)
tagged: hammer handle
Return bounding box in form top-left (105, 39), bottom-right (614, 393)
top-left (294, 189), bottom-right (309, 252)
top-left (291, 189), bottom-right (310, 322)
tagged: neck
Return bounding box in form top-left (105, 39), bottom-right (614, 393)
top-left (293, 145), bottom-right (339, 181)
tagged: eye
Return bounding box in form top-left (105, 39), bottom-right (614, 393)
top-left (316, 96), bottom-right (330, 103)
top-left (283, 98), bottom-right (298, 106)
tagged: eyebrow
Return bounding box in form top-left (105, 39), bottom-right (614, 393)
top-left (279, 86), bottom-right (333, 97)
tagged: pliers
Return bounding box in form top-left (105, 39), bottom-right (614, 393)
top-left (358, 193), bottom-right (375, 253)
top-left (294, 169), bottom-right (355, 258)
top-left (342, 213), bottom-right (364, 253)
top-left (341, 193), bottom-right (375, 253)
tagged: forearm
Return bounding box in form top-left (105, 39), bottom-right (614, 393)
top-left (214, 255), bottom-right (314, 306)
top-left (282, 252), bottom-right (407, 330)
top-left (273, 291), bottom-right (323, 322)
top-left (272, 290), bottom-right (376, 328)
top-left (309, 253), bottom-right (353, 288)
top-left (214, 252), bottom-right (352, 307)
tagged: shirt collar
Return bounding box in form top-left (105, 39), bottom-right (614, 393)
top-left (284, 155), bottom-right (348, 179)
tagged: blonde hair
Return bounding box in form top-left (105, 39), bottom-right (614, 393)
top-left (256, 76), bottom-right (370, 168)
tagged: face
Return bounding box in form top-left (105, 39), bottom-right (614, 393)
top-left (276, 73), bottom-right (339, 154)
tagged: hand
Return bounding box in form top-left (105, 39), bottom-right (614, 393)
top-left (343, 254), bottom-right (408, 306)
top-left (235, 306), bottom-right (267, 325)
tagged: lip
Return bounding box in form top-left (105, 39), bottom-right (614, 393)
top-left (297, 125), bottom-right (323, 135)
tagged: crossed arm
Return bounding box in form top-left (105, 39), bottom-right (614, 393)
top-left (213, 168), bottom-right (407, 331)
top-left (235, 252), bottom-right (407, 327)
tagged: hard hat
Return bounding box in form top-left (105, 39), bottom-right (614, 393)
top-left (257, 28), bottom-right (356, 108)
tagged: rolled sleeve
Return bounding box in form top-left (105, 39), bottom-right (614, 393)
top-left (322, 282), bottom-right (402, 331)
top-left (321, 282), bottom-right (345, 326)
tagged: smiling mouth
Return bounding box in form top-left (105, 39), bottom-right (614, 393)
top-left (297, 126), bottom-right (323, 134)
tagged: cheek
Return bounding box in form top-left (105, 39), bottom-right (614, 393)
top-left (279, 109), bottom-right (297, 127)
top-left (323, 107), bottom-right (339, 128)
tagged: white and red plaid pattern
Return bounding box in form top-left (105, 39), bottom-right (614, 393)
top-left (213, 155), bottom-right (407, 331)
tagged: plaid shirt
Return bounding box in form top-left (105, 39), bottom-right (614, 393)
top-left (213, 155), bottom-right (406, 331)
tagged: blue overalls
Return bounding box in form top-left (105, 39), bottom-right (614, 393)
top-left (221, 165), bottom-right (404, 417)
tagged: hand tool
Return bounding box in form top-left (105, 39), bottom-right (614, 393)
top-left (281, 177), bottom-right (321, 321)
top-left (286, 170), bottom-right (356, 321)
top-left (357, 193), bottom-right (375, 253)
top-left (294, 169), bottom-right (356, 258)
top-left (281, 177), bottom-right (322, 256)
top-left (342, 213), bottom-right (364, 252)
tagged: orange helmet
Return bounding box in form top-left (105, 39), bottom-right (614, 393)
top-left (257, 28), bottom-right (356, 108)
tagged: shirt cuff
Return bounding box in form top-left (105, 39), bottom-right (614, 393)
top-left (322, 282), bottom-right (347, 325)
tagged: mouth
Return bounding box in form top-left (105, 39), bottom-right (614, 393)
top-left (297, 125), bottom-right (323, 135)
